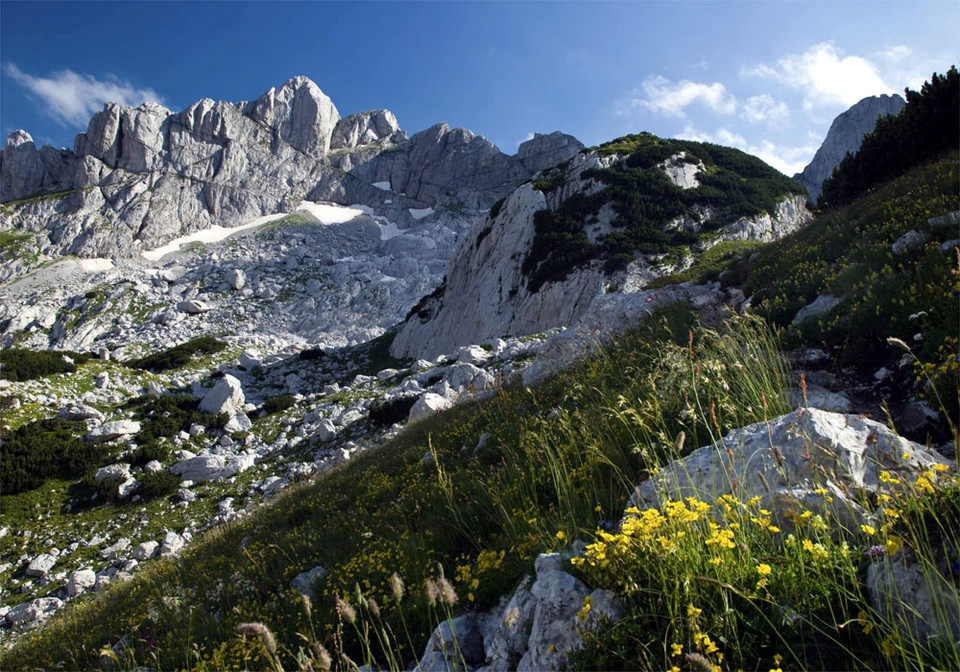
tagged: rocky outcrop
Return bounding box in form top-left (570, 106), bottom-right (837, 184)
top-left (392, 146), bottom-right (808, 360)
top-left (795, 94), bottom-right (905, 203)
top-left (516, 132), bottom-right (585, 176)
top-left (330, 109), bottom-right (405, 149)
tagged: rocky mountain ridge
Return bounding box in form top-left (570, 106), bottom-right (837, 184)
top-left (0, 76), bottom-right (582, 269)
top-left (794, 93), bottom-right (906, 203)
top-left (393, 137), bottom-right (811, 359)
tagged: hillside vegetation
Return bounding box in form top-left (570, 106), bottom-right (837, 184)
top-left (3, 151), bottom-right (958, 671)
top-left (524, 134), bottom-right (804, 291)
top-left (819, 65), bottom-right (959, 208)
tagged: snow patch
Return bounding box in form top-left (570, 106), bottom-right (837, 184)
top-left (377, 221), bottom-right (404, 241)
top-left (409, 207), bottom-right (434, 220)
top-left (142, 201), bottom-right (372, 260)
top-left (372, 181), bottom-right (391, 191)
top-left (77, 258), bottom-right (115, 272)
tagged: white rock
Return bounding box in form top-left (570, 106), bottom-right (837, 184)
top-left (5, 597), bottom-right (62, 626)
top-left (409, 393), bottom-right (454, 423)
top-left (158, 532), bottom-right (185, 558)
top-left (143, 460), bottom-right (164, 473)
top-left (874, 367), bottom-right (893, 382)
top-left (86, 421), bottom-right (141, 443)
top-left (457, 344), bottom-right (492, 366)
top-left (56, 404), bottom-right (104, 421)
top-left (223, 411), bottom-right (252, 434)
top-left (199, 375), bottom-right (245, 416)
top-left (892, 229), bottom-right (928, 255)
top-left (239, 350), bottom-right (262, 371)
top-left (25, 553), bottom-right (56, 578)
top-left (132, 541), bottom-right (159, 561)
top-left (225, 268), bottom-right (246, 290)
top-left (66, 569), bottom-right (96, 597)
top-left (95, 371), bottom-right (110, 389)
top-left (177, 300), bottom-right (211, 314)
top-left (95, 463), bottom-right (132, 482)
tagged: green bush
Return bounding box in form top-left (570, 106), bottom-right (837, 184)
top-left (136, 470), bottom-right (182, 500)
top-left (522, 133), bottom-right (805, 291)
top-left (0, 349), bottom-right (92, 382)
top-left (127, 441), bottom-right (172, 467)
top-left (261, 394), bottom-right (296, 416)
top-left (128, 394), bottom-right (227, 444)
top-left (368, 395), bottom-right (419, 428)
top-left (0, 419), bottom-right (105, 494)
top-left (127, 336), bottom-right (227, 373)
top-left (820, 66), bottom-right (959, 208)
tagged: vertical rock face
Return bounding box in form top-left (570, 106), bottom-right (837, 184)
top-left (795, 94), bottom-right (905, 203)
top-left (392, 141), bottom-right (810, 361)
top-left (515, 131), bottom-right (584, 175)
top-left (244, 76), bottom-right (340, 156)
top-left (330, 109), bottom-right (405, 149)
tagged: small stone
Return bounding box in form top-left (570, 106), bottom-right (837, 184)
top-left (25, 553), bottom-right (56, 578)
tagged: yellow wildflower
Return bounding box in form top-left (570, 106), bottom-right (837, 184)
top-left (861, 524), bottom-right (876, 536)
top-left (671, 642), bottom-right (683, 657)
top-left (687, 603), bottom-right (702, 618)
top-left (757, 563), bottom-right (772, 576)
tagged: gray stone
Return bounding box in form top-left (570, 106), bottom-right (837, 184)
top-left (409, 393), bottom-right (454, 423)
top-left (66, 569), bottom-right (96, 597)
top-left (158, 532), bottom-right (185, 558)
top-left (792, 294), bottom-right (842, 326)
top-left (867, 557), bottom-right (959, 644)
top-left (5, 597), bottom-right (62, 626)
top-left (132, 541), bottom-right (159, 561)
top-left (224, 268), bottom-right (246, 290)
top-left (892, 230), bottom-right (929, 255)
top-left (289, 565), bottom-right (327, 599)
top-left (86, 421), bottom-right (140, 443)
top-left (199, 375), bottom-right (245, 416)
top-left (57, 404), bottom-right (104, 421)
top-left (25, 553), bottom-right (56, 578)
top-left (177, 300), bottom-right (211, 314)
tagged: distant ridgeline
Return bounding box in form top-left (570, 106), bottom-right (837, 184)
top-left (523, 133), bottom-right (805, 292)
top-left (819, 65), bottom-right (959, 208)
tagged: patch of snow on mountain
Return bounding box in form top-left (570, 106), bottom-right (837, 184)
top-left (409, 207), bottom-right (434, 220)
top-left (77, 259), bottom-right (115, 272)
top-left (142, 212), bottom-right (290, 261)
top-left (372, 181), bottom-right (391, 191)
top-left (296, 201), bottom-right (369, 224)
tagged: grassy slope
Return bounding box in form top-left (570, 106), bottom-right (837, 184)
top-left (3, 156), bottom-right (958, 672)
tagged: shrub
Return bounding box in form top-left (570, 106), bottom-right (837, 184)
top-left (127, 336), bottom-right (227, 373)
top-left (299, 347), bottom-right (326, 361)
top-left (368, 395), bottom-right (419, 428)
top-left (261, 394), bottom-right (296, 416)
top-left (136, 470), bottom-right (182, 500)
top-left (128, 394), bottom-right (227, 444)
top-left (820, 66), bottom-right (959, 208)
top-left (0, 419), bottom-right (104, 494)
top-left (0, 349), bottom-right (92, 381)
top-left (127, 441), bottom-right (172, 467)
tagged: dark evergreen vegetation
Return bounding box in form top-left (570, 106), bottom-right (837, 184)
top-left (0, 419), bottom-right (104, 495)
top-left (126, 336), bottom-right (227, 373)
top-left (819, 66), bottom-right (959, 208)
top-left (0, 348), bottom-right (93, 381)
top-left (523, 134), bottom-right (804, 292)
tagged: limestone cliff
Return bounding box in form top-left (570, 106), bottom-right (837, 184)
top-left (794, 94), bottom-right (905, 203)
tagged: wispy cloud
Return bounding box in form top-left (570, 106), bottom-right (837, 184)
top-left (516, 131), bottom-right (536, 149)
top-left (742, 42), bottom-right (893, 109)
top-left (620, 75), bottom-right (737, 118)
top-left (679, 125), bottom-right (817, 176)
top-left (740, 95), bottom-right (789, 125)
top-left (4, 64), bottom-right (166, 127)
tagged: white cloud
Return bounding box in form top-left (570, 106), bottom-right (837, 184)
top-left (622, 75), bottom-right (737, 118)
top-left (743, 42), bottom-right (894, 108)
top-left (740, 94), bottom-right (789, 125)
top-left (516, 131), bottom-right (536, 148)
top-left (678, 125), bottom-right (817, 176)
top-left (4, 63), bottom-right (166, 127)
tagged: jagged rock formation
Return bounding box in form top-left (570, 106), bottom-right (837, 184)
top-left (392, 140), bottom-right (810, 360)
top-left (794, 94), bottom-right (905, 203)
top-left (0, 76), bottom-right (582, 267)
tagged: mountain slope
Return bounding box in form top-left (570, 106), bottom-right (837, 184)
top-left (392, 133), bottom-right (809, 359)
top-left (793, 93), bottom-right (905, 203)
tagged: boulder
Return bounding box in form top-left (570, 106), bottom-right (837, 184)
top-left (25, 553), bottom-right (56, 578)
top-left (224, 411), bottom-right (252, 434)
top-left (86, 420), bottom-right (141, 443)
top-left (57, 404), bottom-right (104, 421)
top-left (457, 345), bottom-right (492, 366)
top-left (158, 531), bottom-right (185, 558)
top-left (4, 597), bottom-right (62, 627)
top-left (95, 463), bottom-right (132, 482)
top-left (177, 300), bottom-right (211, 314)
top-left (892, 230), bottom-right (929, 255)
top-left (169, 452), bottom-right (255, 482)
top-left (290, 565), bottom-right (327, 599)
top-left (409, 393), bottom-right (455, 423)
top-left (132, 541), bottom-right (159, 561)
top-left (628, 409), bottom-right (951, 532)
top-left (199, 375), bottom-right (245, 416)
top-left (66, 569), bottom-right (97, 597)
top-left (224, 268), bottom-right (246, 290)
top-left (792, 294), bottom-right (842, 326)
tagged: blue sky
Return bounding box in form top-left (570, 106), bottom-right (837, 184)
top-left (1, 1), bottom-right (956, 175)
